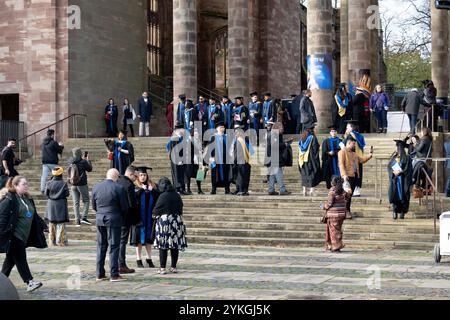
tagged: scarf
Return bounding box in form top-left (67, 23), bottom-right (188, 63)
top-left (335, 94), bottom-right (348, 117)
top-left (114, 140), bottom-right (127, 168)
top-left (298, 134), bottom-right (313, 167)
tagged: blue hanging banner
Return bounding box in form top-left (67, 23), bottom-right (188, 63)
top-left (307, 53), bottom-right (333, 90)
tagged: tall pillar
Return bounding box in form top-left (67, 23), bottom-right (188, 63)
top-left (228, 0), bottom-right (249, 99)
top-left (431, 2), bottom-right (449, 102)
top-left (307, 0), bottom-right (334, 132)
top-left (173, 0), bottom-right (197, 111)
top-left (369, 0), bottom-right (380, 86)
top-left (348, 0), bottom-right (372, 87)
top-left (340, 0), bottom-right (349, 84)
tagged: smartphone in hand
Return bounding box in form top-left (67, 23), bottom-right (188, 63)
top-left (84, 151), bottom-right (89, 158)
top-left (370, 146), bottom-right (374, 153)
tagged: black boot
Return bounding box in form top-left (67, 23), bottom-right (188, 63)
top-left (146, 259), bottom-right (155, 268)
top-left (197, 181), bottom-right (204, 194)
top-left (210, 188), bottom-right (217, 195)
top-left (136, 260), bottom-right (144, 268)
top-left (392, 212), bottom-right (398, 220)
top-left (399, 213), bottom-right (405, 220)
top-left (225, 187), bottom-right (231, 195)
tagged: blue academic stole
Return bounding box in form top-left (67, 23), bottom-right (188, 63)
top-left (263, 100), bottom-right (271, 124)
top-left (139, 190), bottom-right (154, 244)
top-left (114, 140), bottom-right (126, 168)
top-left (208, 105), bottom-right (217, 130)
top-left (216, 134), bottom-right (226, 181)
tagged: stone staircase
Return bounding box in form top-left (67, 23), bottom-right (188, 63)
top-left (18, 134), bottom-right (444, 250)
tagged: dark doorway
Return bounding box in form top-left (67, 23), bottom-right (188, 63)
top-left (0, 94), bottom-right (19, 121)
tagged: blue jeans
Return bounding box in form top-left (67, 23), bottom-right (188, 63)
top-left (268, 167), bottom-right (286, 193)
top-left (408, 114), bottom-right (418, 134)
top-left (375, 109), bottom-right (388, 129)
top-left (41, 164), bottom-right (57, 192)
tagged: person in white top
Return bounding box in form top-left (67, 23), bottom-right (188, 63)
top-left (122, 98), bottom-right (136, 137)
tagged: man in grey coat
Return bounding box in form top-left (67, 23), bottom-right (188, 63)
top-left (300, 90), bottom-right (317, 132)
top-left (92, 169), bottom-right (129, 282)
top-left (401, 88), bottom-right (431, 134)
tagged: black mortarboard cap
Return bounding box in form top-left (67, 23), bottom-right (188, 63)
top-left (179, 94), bottom-right (186, 100)
top-left (136, 166), bottom-right (153, 174)
top-left (235, 96), bottom-right (244, 101)
top-left (222, 95), bottom-right (229, 99)
top-left (250, 91), bottom-right (258, 97)
top-left (263, 92), bottom-right (271, 97)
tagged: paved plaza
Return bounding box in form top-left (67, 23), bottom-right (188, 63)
top-left (4, 241), bottom-right (450, 300)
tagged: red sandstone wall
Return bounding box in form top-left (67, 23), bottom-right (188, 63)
top-left (0, 0), bottom-right (69, 142)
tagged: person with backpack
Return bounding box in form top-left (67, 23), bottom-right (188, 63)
top-left (45, 167), bottom-right (70, 246)
top-left (40, 129), bottom-right (64, 194)
top-left (67, 148), bottom-right (93, 226)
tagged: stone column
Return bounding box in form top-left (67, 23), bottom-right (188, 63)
top-left (228, 0), bottom-right (249, 99)
top-left (173, 0), bottom-right (197, 111)
top-left (340, 0), bottom-right (349, 84)
top-left (431, 1), bottom-right (449, 102)
top-left (348, 0), bottom-right (372, 86)
top-left (307, 0), bottom-right (334, 132)
top-left (369, 0), bottom-right (380, 86)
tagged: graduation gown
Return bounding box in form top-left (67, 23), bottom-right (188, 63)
top-left (185, 138), bottom-right (203, 180)
top-left (208, 134), bottom-right (233, 188)
top-left (331, 93), bottom-right (353, 134)
top-left (298, 134), bottom-right (322, 188)
top-left (222, 102), bottom-right (235, 130)
top-left (248, 101), bottom-right (262, 131)
top-left (232, 104), bottom-right (250, 130)
top-left (167, 135), bottom-right (186, 190)
top-left (181, 107), bottom-right (198, 135)
top-left (234, 137), bottom-right (253, 193)
top-left (105, 105), bottom-right (119, 137)
top-left (321, 137), bottom-right (342, 189)
top-left (206, 104), bottom-right (224, 131)
top-left (388, 156), bottom-right (413, 214)
top-left (107, 139), bottom-right (134, 176)
top-left (130, 185), bottom-right (159, 246)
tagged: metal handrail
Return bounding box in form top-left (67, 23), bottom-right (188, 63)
top-left (18, 114), bottom-right (88, 159)
top-left (420, 167), bottom-right (442, 234)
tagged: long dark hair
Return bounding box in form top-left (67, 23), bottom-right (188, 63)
top-left (331, 175), bottom-right (344, 195)
top-left (157, 177), bottom-right (175, 193)
top-left (422, 127), bottom-right (432, 140)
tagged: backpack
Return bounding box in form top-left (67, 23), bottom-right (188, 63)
top-left (67, 163), bottom-right (81, 185)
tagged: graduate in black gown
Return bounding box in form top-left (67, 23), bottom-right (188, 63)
top-left (232, 97), bottom-right (250, 131)
top-left (298, 123), bottom-right (322, 196)
top-left (322, 125), bottom-right (342, 189)
top-left (105, 98), bottom-right (119, 137)
top-left (388, 139), bottom-right (413, 220)
top-left (129, 166), bottom-right (159, 268)
top-left (233, 126), bottom-right (254, 196)
top-left (331, 83), bottom-right (353, 134)
top-left (166, 123), bottom-right (188, 195)
top-left (184, 128), bottom-right (205, 195)
top-left (207, 121), bottom-right (233, 195)
top-left (181, 99), bottom-right (198, 136)
top-left (105, 130), bottom-right (135, 175)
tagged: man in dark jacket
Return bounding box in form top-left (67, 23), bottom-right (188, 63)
top-left (291, 94), bottom-right (303, 134)
top-left (401, 88), bottom-right (431, 134)
top-left (40, 129), bottom-right (64, 193)
top-left (265, 122), bottom-right (292, 196)
top-left (68, 148), bottom-right (93, 226)
top-left (300, 90), bottom-right (317, 132)
top-left (138, 92), bottom-right (152, 137)
top-left (117, 166), bottom-right (139, 274)
top-left (1, 138), bottom-right (21, 187)
top-left (92, 169), bottom-right (129, 282)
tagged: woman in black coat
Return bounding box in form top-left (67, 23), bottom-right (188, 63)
top-left (153, 177), bottom-right (187, 275)
top-left (105, 98), bottom-right (119, 137)
top-left (0, 176), bottom-right (47, 292)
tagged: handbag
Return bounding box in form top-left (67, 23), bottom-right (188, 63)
top-left (105, 113), bottom-right (111, 121)
top-left (320, 213), bottom-right (327, 224)
top-left (196, 167), bottom-right (208, 182)
top-left (413, 186), bottom-right (424, 199)
top-left (107, 151), bottom-right (113, 161)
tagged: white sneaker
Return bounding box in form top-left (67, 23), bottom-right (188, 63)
top-left (27, 280), bottom-right (43, 293)
top-left (309, 188), bottom-right (317, 197)
top-left (353, 187), bottom-right (361, 197)
top-left (302, 187), bottom-right (307, 197)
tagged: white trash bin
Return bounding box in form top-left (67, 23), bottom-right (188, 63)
top-left (433, 212), bottom-right (450, 263)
